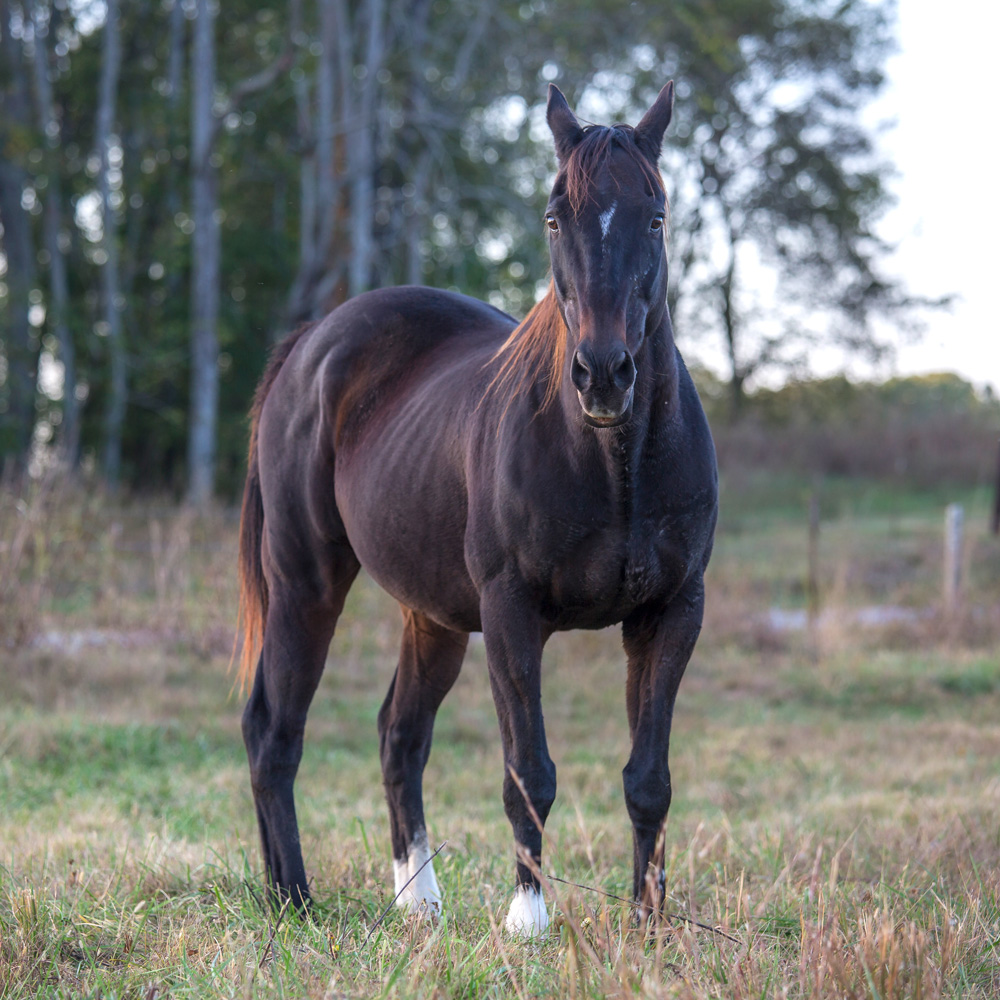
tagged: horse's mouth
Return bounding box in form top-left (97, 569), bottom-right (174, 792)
top-left (579, 387), bottom-right (633, 427)
top-left (584, 411), bottom-right (627, 427)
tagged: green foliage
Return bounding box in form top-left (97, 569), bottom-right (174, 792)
top-left (3, 0), bottom-right (919, 496)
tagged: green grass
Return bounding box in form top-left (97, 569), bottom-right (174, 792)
top-left (2, 479), bottom-right (1000, 996)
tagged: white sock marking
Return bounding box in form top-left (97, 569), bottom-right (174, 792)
top-left (392, 831), bottom-right (441, 916)
top-left (505, 885), bottom-right (549, 938)
top-left (599, 201), bottom-right (617, 242)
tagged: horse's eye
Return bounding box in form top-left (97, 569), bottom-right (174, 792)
top-left (545, 214), bottom-right (559, 233)
top-left (650, 215), bottom-right (664, 233)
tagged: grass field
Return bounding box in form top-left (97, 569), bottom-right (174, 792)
top-left (1, 476), bottom-right (999, 997)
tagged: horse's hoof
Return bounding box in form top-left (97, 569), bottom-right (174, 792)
top-left (401, 899), bottom-right (442, 923)
top-left (393, 840), bottom-right (443, 917)
top-left (505, 885), bottom-right (549, 938)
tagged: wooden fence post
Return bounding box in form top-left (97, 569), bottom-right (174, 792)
top-left (944, 503), bottom-right (964, 613)
top-left (991, 438), bottom-right (999, 536)
top-left (806, 488), bottom-right (821, 628)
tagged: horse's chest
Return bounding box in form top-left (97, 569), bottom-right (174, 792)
top-left (542, 510), bottom-right (689, 623)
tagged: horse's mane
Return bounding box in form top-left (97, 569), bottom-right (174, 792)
top-left (487, 282), bottom-right (567, 415)
top-left (487, 125), bottom-right (665, 415)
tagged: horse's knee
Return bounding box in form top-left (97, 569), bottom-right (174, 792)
top-left (241, 688), bottom-right (267, 760)
top-left (503, 757), bottom-right (557, 826)
top-left (623, 758), bottom-right (671, 831)
top-left (535, 762), bottom-right (557, 818)
top-left (242, 692), bottom-right (304, 792)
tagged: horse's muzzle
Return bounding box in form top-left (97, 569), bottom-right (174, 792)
top-left (572, 346), bottom-right (636, 426)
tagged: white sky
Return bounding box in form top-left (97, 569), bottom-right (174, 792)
top-left (874, 2), bottom-right (999, 394)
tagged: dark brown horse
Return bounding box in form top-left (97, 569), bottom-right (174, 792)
top-left (236, 83), bottom-right (717, 936)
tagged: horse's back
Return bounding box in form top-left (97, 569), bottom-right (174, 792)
top-left (261, 285), bottom-right (511, 448)
top-left (297, 286), bottom-right (512, 380)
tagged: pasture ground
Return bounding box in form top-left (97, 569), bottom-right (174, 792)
top-left (1, 476), bottom-right (999, 998)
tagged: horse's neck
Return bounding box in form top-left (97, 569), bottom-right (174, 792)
top-left (636, 313), bottom-right (679, 417)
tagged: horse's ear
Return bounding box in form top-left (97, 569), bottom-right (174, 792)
top-left (547, 84), bottom-right (584, 162)
top-left (633, 82), bottom-right (674, 162)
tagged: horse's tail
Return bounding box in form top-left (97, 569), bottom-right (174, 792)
top-left (234, 325), bottom-right (313, 693)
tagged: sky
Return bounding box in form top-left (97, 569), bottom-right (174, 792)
top-left (873, 3), bottom-right (999, 395)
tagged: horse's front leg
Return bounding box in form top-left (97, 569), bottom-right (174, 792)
top-left (621, 576), bottom-right (706, 921)
top-left (480, 580), bottom-right (555, 937)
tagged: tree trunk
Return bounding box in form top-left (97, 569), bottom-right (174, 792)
top-left (96, 0), bottom-right (125, 486)
top-left (284, 0), bottom-right (328, 328)
top-left (0, 165), bottom-right (36, 473)
top-left (405, 151), bottom-right (431, 285)
top-left (284, 0), bottom-right (348, 323)
top-left (314, 0), bottom-right (338, 289)
top-left (0, 2), bottom-right (38, 473)
top-left (284, 63), bottom-right (318, 326)
top-left (31, 0), bottom-right (79, 466)
top-left (346, 0), bottom-right (385, 298)
top-left (187, 0), bottom-right (220, 505)
top-left (719, 231), bottom-right (746, 421)
top-left (163, 0), bottom-right (186, 309)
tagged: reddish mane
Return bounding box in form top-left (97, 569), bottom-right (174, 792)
top-left (487, 283), bottom-right (567, 415)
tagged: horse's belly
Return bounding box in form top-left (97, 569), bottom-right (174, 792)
top-left (335, 437), bottom-right (482, 634)
top-left (354, 535), bottom-right (482, 633)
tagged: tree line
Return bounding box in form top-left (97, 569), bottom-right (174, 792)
top-left (1, 0), bottom-right (918, 500)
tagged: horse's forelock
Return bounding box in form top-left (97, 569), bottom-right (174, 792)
top-left (562, 125), bottom-right (665, 217)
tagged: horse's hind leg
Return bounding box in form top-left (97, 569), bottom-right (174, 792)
top-left (378, 608), bottom-right (468, 915)
top-left (242, 546), bottom-right (360, 909)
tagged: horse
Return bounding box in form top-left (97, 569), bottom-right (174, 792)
top-left (236, 82), bottom-right (718, 937)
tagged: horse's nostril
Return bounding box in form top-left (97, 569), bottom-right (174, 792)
top-left (610, 350), bottom-right (636, 391)
top-left (571, 350), bottom-right (593, 393)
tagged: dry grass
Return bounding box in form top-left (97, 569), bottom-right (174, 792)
top-left (1, 474), bottom-right (999, 997)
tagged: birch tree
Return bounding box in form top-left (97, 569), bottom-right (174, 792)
top-left (29, 0), bottom-right (78, 464)
top-left (0, 0), bottom-right (39, 472)
top-left (285, 0), bottom-right (340, 324)
top-left (95, 0), bottom-right (124, 484)
top-left (345, 0), bottom-right (385, 297)
top-left (187, 0), bottom-right (219, 505)
top-left (188, 0), bottom-right (296, 502)
top-left (0, 0), bottom-right (924, 492)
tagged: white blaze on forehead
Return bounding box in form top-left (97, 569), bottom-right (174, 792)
top-left (598, 200), bottom-right (617, 242)
top-left (504, 885), bottom-right (549, 938)
top-left (392, 830), bottom-right (442, 916)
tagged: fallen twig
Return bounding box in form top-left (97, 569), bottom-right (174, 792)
top-left (258, 895), bottom-right (292, 969)
top-left (547, 874), bottom-right (741, 944)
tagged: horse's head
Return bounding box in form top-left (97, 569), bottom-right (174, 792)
top-left (545, 83), bottom-right (673, 427)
